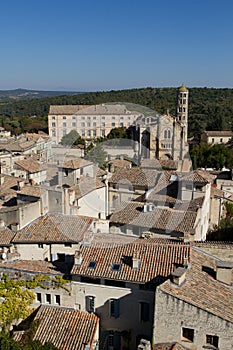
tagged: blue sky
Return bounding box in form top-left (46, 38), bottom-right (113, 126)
top-left (1, 0), bottom-right (233, 91)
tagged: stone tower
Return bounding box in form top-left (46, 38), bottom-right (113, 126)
top-left (176, 84), bottom-right (189, 143)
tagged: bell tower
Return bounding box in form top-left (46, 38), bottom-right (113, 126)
top-left (176, 84), bottom-right (189, 142)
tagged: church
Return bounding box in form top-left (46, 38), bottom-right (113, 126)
top-left (134, 85), bottom-right (189, 163)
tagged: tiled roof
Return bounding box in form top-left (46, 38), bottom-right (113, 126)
top-left (0, 140), bottom-right (35, 152)
top-left (192, 241), bottom-right (233, 262)
top-left (159, 248), bottom-right (233, 323)
top-left (71, 240), bottom-right (190, 283)
top-left (0, 226), bottom-right (15, 245)
top-left (181, 170), bottom-right (209, 184)
top-left (108, 158), bottom-right (132, 169)
top-left (0, 174), bottom-right (19, 198)
top-left (61, 157), bottom-right (93, 169)
top-left (204, 130), bottom-right (233, 137)
top-left (110, 201), bottom-right (197, 236)
top-left (71, 176), bottom-right (105, 200)
top-left (49, 103), bottom-right (138, 116)
top-left (12, 213), bottom-right (93, 243)
top-left (0, 259), bottom-right (68, 275)
top-left (15, 158), bottom-right (47, 173)
top-left (49, 105), bottom-right (91, 114)
top-left (18, 185), bottom-right (42, 198)
top-left (14, 305), bottom-right (99, 350)
top-left (110, 168), bottom-right (160, 188)
top-left (210, 185), bottom-right (225, 198)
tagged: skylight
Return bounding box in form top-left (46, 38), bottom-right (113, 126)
top-left (88, 261), bottom-right (97, 269)
top-left (111, 263), bottom-right (121, 272)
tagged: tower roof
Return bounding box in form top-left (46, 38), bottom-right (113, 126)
top-left (179, 84), bottom-right (188, 92)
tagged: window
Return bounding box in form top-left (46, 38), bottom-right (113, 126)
top-left (93, 116), bottom-right (96, 120)
top-left (112, 122), bottom-right (115, 127)
top-left (52, 122), bottom-right (56, 127)
top-left (109, 299), bottom-right (120, 318)
top-left (120, 123), bottom-right (123, 127)
top-left (120, 117), bottom-right (124, 120)
top-left (52, 116), bottom-right (55, 120)
top-left (62, 122), bottom-right (66, 127)
top-left (102, 116), bottom-right (105, 120)
top-left (93, 130), bottom-right (96, 137)
top-left (36, 293), bottom-right (42, 303)
top-left (88, 261), bottom-right (97, 269)
top-left (72, 116), bottom-right (76, 120)
top-left (62, 116), bottom-right (66, 120)
top-left (164, 130), bottom-right (168, 139)
top-left (81, 122), bottom-right (85, 127)
top-left (87, 130), bottom-right (91, 137)
top-left (220, 138), bottom-right (223, 143)
top-left (86, 296), bottom-right (95, 312)
top-left (182, 327), bottom-right (194, 342)
top-left (64, 243), bottom-right (72, 247)
top-left (87, 122), bottom-right (91, 127)
top-left (81, 130), bottom-right (85, 137)
top-left (38, 243), bottom-right (43, 249)
top-left (72, 122), bottom-right (76, 127)
top-left (111, 263), bottom-right (121, 271)
top-left (212, 138), bottom-right (215, 143)
top-left (139, 302), bottom-right (149, 322)
top-left (183, 99), bottom-right (186, 104)
top-left (45, 294), bottom-right (51, 304)
top-left (87, 116), bottom-right (91, 120)
top-left (206, 335), bottom-right (219, 348)
top-left (93, 122), bottom-right (96, 127)
top-left (112, 116), bottom-right (115, 120)
top-left (183, 107), bottom-right (186, 112)
top-left (102, 122), bottom-right (105, 127)
top-left (55, 295), bottom-right (60, 305)
top-left (63, 129), bottom-right (66, 136)
top-left (101, 130), bottom-right (105, 137)
top-left (52, 130), bottom-right (56, 137)
top-left (81, 116), bottom-right (85, 120)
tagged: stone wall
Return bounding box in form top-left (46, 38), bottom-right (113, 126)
top-left (154, 288), bottom-right (233, 350)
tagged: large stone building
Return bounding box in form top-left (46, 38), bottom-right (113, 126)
top-left (48, 86), bottom-right (189, 163)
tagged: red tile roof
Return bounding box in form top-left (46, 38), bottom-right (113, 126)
top-left (109, 168), bottom-right (160, 188)
top-left (12, 213), bottom-right (93, 243)
top-left (0, 226), bottom-right (15, 245)
top-left (71, 240), bottom-right (190, 283)
top-left (61, 157), bottom-right (93, 169)
top-left (159, 248), bottom-right (233, 323)
top-left (15, 158), bottom-right (47, 173)
top-left (110, 201), bottom-right (197, 236)
top-left (14, 305), bottom-right (99, 350)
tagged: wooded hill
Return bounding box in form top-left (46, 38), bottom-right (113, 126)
top-left (0, 87), bottom-right (233, 140)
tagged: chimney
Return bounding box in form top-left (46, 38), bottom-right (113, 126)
top-left (0, 219), bottom-right (5, 228)
top-left (17, 180), bottom-right (25, 191)
top-left (216, 261), bottom-right (233, 286)
top-left (74, 244), bottom-right (82, 266)
top-left (11, 222), bottom-right (20, 232)
top-left (148, 203), bottom-right (153, 212)
top-left (171, 267), bottom-right (187, 286)
top-left (143, 204), bottom-right (148, 212)
top-left (132, 251), bottom-right (140, 270)
top-left (183, 257), bottom-right (189, 268)
top-left (0, 175), bottom-right (4, 186)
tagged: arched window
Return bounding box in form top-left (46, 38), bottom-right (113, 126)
top-left (167, 129), bottom-right (171, 139)
top-left (164, 130), bottom-right (168, 139)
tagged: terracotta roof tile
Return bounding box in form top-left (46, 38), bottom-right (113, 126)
top-left (61, 157), bottom-right (93, 169)
top-left (12, 213), bottom-right (93, 243)
top-left (15, 159), bottom-right (47, 173)
top-left (0, 226), bottom-right (15, 245)
top-left (110, 201), bottom-right (197, 236)
top-left (71, 176), bottom-right (105, 200)
top-left (159, 248), bottom-right (233, 323)
top-left (71, 240), bottom-right (190, 283)
top-left (14, 305), bottom-right (99, 350)
top-left (110, 168), bottom-right (160, 188)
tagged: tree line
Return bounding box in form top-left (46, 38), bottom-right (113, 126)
top-left (1, 87), bottom-right (233, 139)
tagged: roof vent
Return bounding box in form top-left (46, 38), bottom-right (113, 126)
top-left (216, 261), bottom-right (233, 286)
top-left (171, 267), bottom-right (187, 286)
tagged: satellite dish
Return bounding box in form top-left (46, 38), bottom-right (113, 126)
top-left (2, 253), bottom-right (6, 260)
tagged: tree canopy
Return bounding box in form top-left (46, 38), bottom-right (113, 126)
top-left (84, 143), bottom-right (107, 168)
top-left (60, 130), bottom-right (85, 146)
top-left (190, 143), bottom-right (233, 170)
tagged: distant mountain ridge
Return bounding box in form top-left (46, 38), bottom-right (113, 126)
top-left (0, 88), bottom-right (84, 100)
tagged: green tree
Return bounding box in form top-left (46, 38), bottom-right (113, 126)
top-left (60, 130), bottom-right (85, 147)
top-left (84, 143), bottom-right (107, 168)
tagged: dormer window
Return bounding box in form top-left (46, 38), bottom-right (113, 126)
top-left (111, 263), bottom-right (121, 272)
top-left (88, 261), bottom-right (97, 269)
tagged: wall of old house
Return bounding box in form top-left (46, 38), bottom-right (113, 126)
top-left (71, 280), bottom-right (155, 350)
top-left (154, 288), bottom-right (233, 350)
